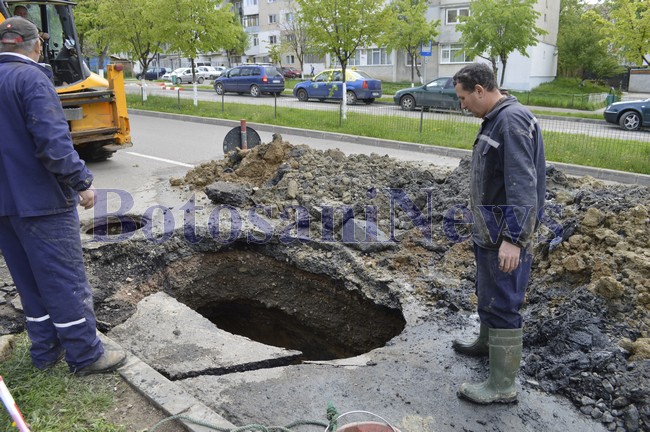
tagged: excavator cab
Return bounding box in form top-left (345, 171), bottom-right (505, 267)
top-left (0, 0), bottom-right (132, 161)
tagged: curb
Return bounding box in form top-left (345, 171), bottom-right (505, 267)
top-left (129, 109), bottom-right (650, 187)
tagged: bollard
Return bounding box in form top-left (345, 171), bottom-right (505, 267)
top-left (240, 119), bottom-right (248, 150)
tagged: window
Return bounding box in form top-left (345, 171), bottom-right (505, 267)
top-left (243, 14), bottom-right (259, 27)
top-left (348, 50), bottom-right (361, 66)
top-left (269, 35), bottom-right (277, 44)
top-left (366, 48), bottom-right (391, 65)
top-left (245, 0), bottom-right (257, 6)
top-left (446, 7), bottom-right (469, 24)
top-left (286, 55), bottom-right (295, 63)
top-left (252, 34), bottom-right (259, 46)
top-left (268, 14), bottom-right (277, 24)
top-left (440, 44), bottom-right (471, 63)
top-left (406, 52), bottom-right (421, 67)
top-left (284, 12), bottom-right (294, 22)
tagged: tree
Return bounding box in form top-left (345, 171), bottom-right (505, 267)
top-left (158, 0), bottom-right (243, 81)
top-left (296, 0), bottom-right (389, 118)
top-left (268, 44), bottom-right (282, 67)
top-left (557, 0), bottom-right (622, 79)
top-left (382, 0), bottom-right (440, 84)
top-left (589, 0), bottom-right (650, 66)
top-left (95, 0), bottom-right (165, 82)
top-left (75, 0), bottom-right (110, 71)
top-left (457, 0), bottom-right (547, 86)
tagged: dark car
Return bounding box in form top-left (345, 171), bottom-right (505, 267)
top-left (281, 67), bottom-right (301, 78)
top-left (136, 67), bottom-right (168, 80)
top-left (293, 69), bottom-right (382, 105)
top-left (213, 65), bottom-right (285, 97)
top-left (603, 98), bottom-right (650, 131)
top-left (393, 77), bottom-right (460, 111)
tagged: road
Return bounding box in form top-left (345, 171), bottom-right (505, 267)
top-left (127, 81), bottom-right (650, 142)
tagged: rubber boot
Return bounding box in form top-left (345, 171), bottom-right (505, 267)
top-left (452, 323), bottom-right (489, 357)
top-left (458, 328), bottom-right (522, 404)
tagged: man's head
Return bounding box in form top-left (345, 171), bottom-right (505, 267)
top-left (453, 63), bottom-right (503, 118)
top-left (0, 17), bottom-right (41, 60)
top-left (13, 5), bottom-right (29, 18)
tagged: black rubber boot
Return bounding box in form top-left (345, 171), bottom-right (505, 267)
top-left (452, 323), bottom-right (489, 357)
top-left (457, 327), bottom-right (523, 404)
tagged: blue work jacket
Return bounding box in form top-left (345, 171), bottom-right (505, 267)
top-left (0, 53), bottom-right (92, 217)
top-left (470, 96), bottom-right (546, 250)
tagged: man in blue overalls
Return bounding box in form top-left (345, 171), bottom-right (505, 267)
top-left (452, 63), bottom-right (546, 404)
top-left (0, 17), bottom-right (125, 375)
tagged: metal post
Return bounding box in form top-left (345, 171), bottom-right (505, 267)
top-left (419, 108), bottom-right (424, 134)
top-left (240, 119), bottom-right (248, 150)
top-left (177, 88), bottom-right (181, 110)
top-left (274, 92), bottom-right (277, 119)
top-left (222, 92), bottom-right (225, 112)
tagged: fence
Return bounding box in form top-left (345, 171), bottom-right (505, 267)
top-left (128, 85), bottom-right (650, 175)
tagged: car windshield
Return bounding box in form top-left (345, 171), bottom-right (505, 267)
top-left (353, 71), bottom-right (373, 79)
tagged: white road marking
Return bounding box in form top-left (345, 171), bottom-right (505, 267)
top-left (126, 151), bottom-right (195, 168)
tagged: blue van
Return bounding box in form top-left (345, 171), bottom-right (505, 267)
top-left (213, 65), bottom-right (285, 97)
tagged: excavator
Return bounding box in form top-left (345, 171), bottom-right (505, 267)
top-left (0, 0), bottom-right (132, 161)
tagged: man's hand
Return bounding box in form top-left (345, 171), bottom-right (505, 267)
top-left (498, 240), bottom-right (521, 273)
top-left (78, 185), bottom-right (96, 210)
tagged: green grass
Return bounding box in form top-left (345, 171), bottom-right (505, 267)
top-left (127, 94), bottom-right (650, 175)
top-left (510, 78), bottom-right (614, 111)
top-left (0, 334), bottom-right (125, 431)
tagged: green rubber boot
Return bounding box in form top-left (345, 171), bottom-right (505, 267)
top-left (452, 323), bottom-right (489, 357)
top-left (458, 328), bottom-right (523, 404)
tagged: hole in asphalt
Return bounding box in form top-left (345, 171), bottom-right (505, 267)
top-left (168, 249), bottom-right (406, 361)
top-left (84, 215), bottom-right (147, 238)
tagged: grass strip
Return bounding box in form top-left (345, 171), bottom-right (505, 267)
top-left (0, 334), bottom-right (125, 432)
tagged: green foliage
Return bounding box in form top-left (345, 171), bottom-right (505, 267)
top-left (588, 0), bottom-right (650, 66)
top-left (458, 0), bottom-right (547, 85)
top-left (382, 0), bottom-right (440, 84)
top-left (557, 0), bottom-right (623, 78)
top-left (268, 44), bottom-right (282, 66)
top-left (0, 334), bottom-right (123, 431)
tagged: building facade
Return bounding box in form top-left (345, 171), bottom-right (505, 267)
top-left (199, 0), bottom-right (561, 89)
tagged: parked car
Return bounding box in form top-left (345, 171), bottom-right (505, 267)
top-left (213, 65), bottom-right (285, 97)
top-left (393, 77), bottom-right (460, 111)
top-left (197, 66), bottom-right (224, 80)
top-left (136, 67), bottom-right (168, 80)
top-left (293, 69), bottom-right (382, 105)
top-left (603, 98), bottom-right (650, 131)
top-left (281, 67), bottom-right (301, 78)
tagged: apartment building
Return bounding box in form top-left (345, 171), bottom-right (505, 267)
top-left (221, 0), bottom-right (559, 89)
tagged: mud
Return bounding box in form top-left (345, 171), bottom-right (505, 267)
top-left (0, 134), bottom-right (648, 431)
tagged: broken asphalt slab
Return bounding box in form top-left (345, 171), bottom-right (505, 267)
top-left (109, 291), bottom-right (605, 432)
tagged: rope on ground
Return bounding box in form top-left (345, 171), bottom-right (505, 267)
top-left (148, 414), bottom-right (328, 432)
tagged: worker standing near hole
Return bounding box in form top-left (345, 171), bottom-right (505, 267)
top-left (0, 17), bottom-right (125, 375)
top-left (452, 63), bottom-right (546, 404)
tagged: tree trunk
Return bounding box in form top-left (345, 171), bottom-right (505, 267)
top-left (500, 56), bottom-right (508, 88)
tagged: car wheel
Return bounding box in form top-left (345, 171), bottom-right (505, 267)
top-left (197, 77), bottom-right (204, 84)
top-left (136, 74), bottom-right (142, 80)
top-left (346, 91), bottom-right (357, 105)
top-left (363, 98), bottom-right (375, 105)
top-left (250, 85), bottom-right (261, 97)
top-left (176, 77), bottom-right (182, 84)
top-left (619, 111), bottom-right (641, 131)
top-left (400, 95), bottom-right (416, 111)
top-left (296, 89), bottom-right (309, 102)
top-left (215, 83), bottom-right (224, 95)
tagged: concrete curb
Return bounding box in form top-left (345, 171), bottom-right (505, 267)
top-left (129, 109), bottom-right (650, 187)
top-left (101, 333), bottom-right (235, 432)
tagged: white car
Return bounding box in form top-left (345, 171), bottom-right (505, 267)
top-left (162, 67), bottom-right (203, 83)
top-left (197, 66), bottom-right (225, 80)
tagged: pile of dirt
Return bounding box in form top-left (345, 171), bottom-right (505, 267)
top-left (172, 135), bottom-right (649, 431)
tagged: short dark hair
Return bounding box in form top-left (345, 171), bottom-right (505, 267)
top-left (453, 63), bottom-right (498, 92)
